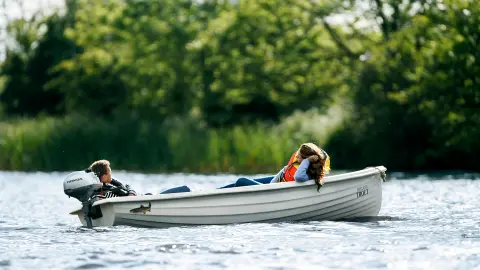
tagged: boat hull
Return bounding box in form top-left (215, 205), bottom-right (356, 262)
top-left (72, 166), bottom-right (386, 228)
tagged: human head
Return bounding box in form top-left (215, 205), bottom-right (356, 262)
top-left (297, 143), bottom-right (331, 179)
top-left (89, 159), bottom-right (112, 183)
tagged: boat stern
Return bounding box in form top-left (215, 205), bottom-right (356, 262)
top-left (70, 203), bottom-right (116, 227)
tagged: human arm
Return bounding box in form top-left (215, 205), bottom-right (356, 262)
top-left (270, 167), bottom-right (286, 183)
top-left (110, 178), bottom-right (124, 188)
top-left (110, 178), bottom-right (137, 196)
top-left (294, 159), bottom-right (311, 182)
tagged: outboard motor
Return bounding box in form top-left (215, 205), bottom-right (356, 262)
top-left (63, 170), bottom-right (102, 228)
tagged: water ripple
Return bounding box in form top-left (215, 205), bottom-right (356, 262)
top-left (0, 172), bottom-right (479, 269)
top-left (75, 263), bottom-right (106, 269)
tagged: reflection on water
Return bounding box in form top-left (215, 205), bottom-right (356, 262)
top-left (0, 171), bottom-right (479, 269)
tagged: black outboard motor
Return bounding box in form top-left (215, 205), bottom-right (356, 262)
top-left (63, 170), bottom-right (103, 228)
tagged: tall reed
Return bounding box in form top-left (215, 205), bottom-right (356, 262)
top-left (0, 107), bottom-right (342, 173)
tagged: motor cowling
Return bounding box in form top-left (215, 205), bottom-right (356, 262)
top-left (64, 170), bottom-right (103, 228)
top-left (63, 170), bottom-right (102, 204)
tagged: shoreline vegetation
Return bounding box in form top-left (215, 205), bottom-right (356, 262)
top-left (0, 0), bottom-right (479, 173)
top-left (0, 102), bottom-right (346, 173)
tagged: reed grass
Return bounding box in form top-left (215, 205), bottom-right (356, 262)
top-left (0, 105), bottom-right (344, 173)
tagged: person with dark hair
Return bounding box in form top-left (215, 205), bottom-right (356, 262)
top-left (270, 143), bottom-right (331, 191)
top-left (219, 143), bottom-right (331, 191)
top-left (86, 159), bottom-right (137, 198)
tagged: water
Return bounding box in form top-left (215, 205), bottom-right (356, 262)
top-left (0, 171), bottom-right (479, 270)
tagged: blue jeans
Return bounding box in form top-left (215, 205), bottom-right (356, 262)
top-left (218, 176), bottom-right (274, 189)
top-left (160, 185), bottom-right (191, 194)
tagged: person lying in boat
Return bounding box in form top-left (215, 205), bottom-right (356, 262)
top-left (86, 159), bottom-right (137, 198)
top-left (219, 143), bottom-right (330, 190)
top-left (270, 142), bottom-right (330, 191)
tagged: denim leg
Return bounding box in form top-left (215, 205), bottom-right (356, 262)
top-left (218, 183), bottom-right (236, 189)
top-left (253, 176), bottom-right (274, 184)
top-left (234, 177), bottom-right (262, 187)
top-left (160, 185), bottom-right (191, 194)
top-left (218, 176), bottom-right (273, 189)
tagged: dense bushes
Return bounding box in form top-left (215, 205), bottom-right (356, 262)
top-left (1, 0), bottom-right (479, 172)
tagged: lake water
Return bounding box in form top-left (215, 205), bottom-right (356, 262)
top-left (0, 170), bottom-right (479, 270)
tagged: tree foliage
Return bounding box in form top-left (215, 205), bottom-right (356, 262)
top-left (327, 0), bottom-right (480, 170)
top-left (0, 0), bottom-right (78, 116)
top-left (0, 0), bottom-right (479, 171)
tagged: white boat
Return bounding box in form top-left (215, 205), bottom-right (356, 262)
top-left (66, 166), bottom-right (387, 228)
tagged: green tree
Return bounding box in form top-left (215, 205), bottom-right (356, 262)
top-left (191, 0), bottom-right (357, 126)
top-left (0, 1), bottom-right (79, 117)
top-left (328, 0), bottom-right (480, 170)
top-left (50, 0), bottom-right (352, 126)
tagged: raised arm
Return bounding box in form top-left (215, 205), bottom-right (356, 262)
top-left (294, 159), bottom-right (311, 182)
